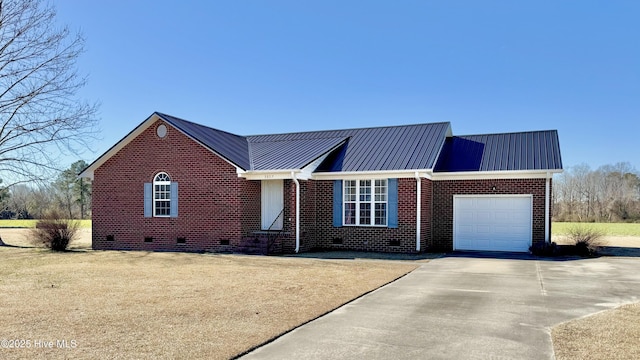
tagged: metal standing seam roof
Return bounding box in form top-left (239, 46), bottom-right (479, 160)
top-left (157, 112), bottom-right (561, 173)
top-left (157, 113), bottom-right (252, 170)
top-left (289, 122), bottom-right (452, 172)
top-left (187, 120), bottom-right (452, 172)
top-left (247, 136), bottom-right (348, 170)
top-left (79, 111), bottom-right (562, 180)
top-left (433, 130), bottom-right (563, 172)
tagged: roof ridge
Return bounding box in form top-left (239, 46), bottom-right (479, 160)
top-left (245, 121), bottom-right (451, 138)
top-left (247, 134), bottom-right (349, 143)
top-left (155, 112), bottom-right (248, 141)
top-left (456, 129), bottom-right (558, 137)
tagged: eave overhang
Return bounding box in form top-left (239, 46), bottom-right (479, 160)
top-left (431, 169), bottom-right (563, 181)
top-left (79, 112), bottom-right (245, 180)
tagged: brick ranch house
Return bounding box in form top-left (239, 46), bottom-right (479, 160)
top-left (79, 112), bottom-right (563, 254)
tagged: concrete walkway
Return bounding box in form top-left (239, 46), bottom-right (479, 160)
top-left (241, 254), bottom-right (640, 359)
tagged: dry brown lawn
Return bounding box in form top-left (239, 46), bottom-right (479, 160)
top-left (553, 303), bottom-right (640, 360)
top-left (553, 235), bottom-right (640, 359)
top-left (0, 230), bottom-right (417, 359)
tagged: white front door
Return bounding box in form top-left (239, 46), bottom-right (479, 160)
top-left (261, 180), bottom-right (284, 230)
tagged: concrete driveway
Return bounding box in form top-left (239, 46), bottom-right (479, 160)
top-left (241, 254), bottom-right (640, 359)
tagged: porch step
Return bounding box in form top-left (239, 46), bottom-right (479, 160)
top-left (237, 236), bottom-right (269, 255)
top-left (236, 232), bottom-right (286, 255)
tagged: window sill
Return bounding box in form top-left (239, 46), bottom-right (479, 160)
top-left (342, 224), bottom-right (388, 228)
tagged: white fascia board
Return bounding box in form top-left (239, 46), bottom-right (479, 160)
top-left (242, 169), bottom-right (434, 181)
top-left (80, 112), bottom-right (245, 180)
top-left (78, 113), bottom-right (164, 180)
top-left (311, 170), bottom-right (432, 181)
top-left (298, 151), bottom-right (333, 179)
top-left (240, 170), bottom-right (303, 180)
top-left (239, 139), bottom-right (346, 181)
top-left (432, 169), bottom-right (563, 181)
top-left (428, 124), bottom-right (452, 174)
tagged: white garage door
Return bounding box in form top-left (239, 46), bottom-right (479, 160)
top-left (454, 195), bottom-right (532, 252)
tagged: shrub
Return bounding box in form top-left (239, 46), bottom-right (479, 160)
top-left (30, 212), bottom-right (79, 251)
top-left (530, 241), bottom-right (560, 256)
top-left (565, 225), bottom-right (606, 256)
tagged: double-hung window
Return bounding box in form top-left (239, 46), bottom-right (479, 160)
top-left (144, 173), bottom-right (178, 218)
top-left (153, 172), bottom-right (171, 217)
top-left (344, 179), bottom-right (388, 226)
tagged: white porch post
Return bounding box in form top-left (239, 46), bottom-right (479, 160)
top-left (292, 172), bottom-right (300, 253)
top-left (415, 172), bottom-right (421, 252)
top-left (545, 172), bottom-right (551, 243)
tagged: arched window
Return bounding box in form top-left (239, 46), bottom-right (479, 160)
top-left (153, 172), bottom-right (171, 217)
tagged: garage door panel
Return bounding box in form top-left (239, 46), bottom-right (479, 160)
top-left (458, 211), bottom-right (475, 222)
top-left (454, 196), bottom-right (532, 252)
top-left (476, 212), bottom-right (492, 222)
top-left (494, 211), bottom-right (511, 221)
top-left (493, 225), bottom-right (513, 236)
top-left (512, 212), bottom-right (530, 223)
top-left (476, 198), bottom-right (492, 208)
top-left (476, 225), bottom-right (492, 235)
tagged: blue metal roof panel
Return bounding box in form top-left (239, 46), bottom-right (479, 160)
top-left (248, 137), bottom-right (348, 170)
top-left (251, 122), bottom-right (451, 172)
top-left (434, 130), bottom-right (563, 172)
top-left (319, 122), bottom-right (451, 172)
top-left (157, 113), bottom-right (251, 170)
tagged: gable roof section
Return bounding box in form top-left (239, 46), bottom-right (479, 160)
top-left (434, 130), bottom-right (563, 172)
top-left (158, 113), bottom-right (251, 170)
top-left (307, 122), bottom-right (451, 172)
top-left (247, 136), bottom-right (348, 170)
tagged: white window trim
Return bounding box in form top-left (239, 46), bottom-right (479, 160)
top-left (343, 179), bottom-right (388, 227)
top-left (153, 172), bottom-right (171, 217)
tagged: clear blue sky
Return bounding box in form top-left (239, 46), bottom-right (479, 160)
top-left (54, 0), bottom-right (639, 171)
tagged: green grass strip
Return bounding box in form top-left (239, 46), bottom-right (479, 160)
top-left (552, 222), bottom-right (640, 237)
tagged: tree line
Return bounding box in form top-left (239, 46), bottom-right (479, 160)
top-left (0, 160), bottom-right (91, 220)
top-left (553, 162), bottom-right (640, 222)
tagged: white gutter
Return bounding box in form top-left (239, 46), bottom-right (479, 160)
top-left (312, 169), bottom-right (434, 181)
top-left (545, 172), bottom-right (551, 243)
top-left (292, 172), bottom-right (301, 253)
top-left (415, 172), bottom-right (422, 252)
top-left (432, 169), bottom-right (563, 181)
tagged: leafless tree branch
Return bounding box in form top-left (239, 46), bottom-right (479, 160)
top-left (0, 0), bottom-right (99, 186)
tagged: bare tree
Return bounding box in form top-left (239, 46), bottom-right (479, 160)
top-left (0, 0), bottom-right (98, 186)
top-left (553, 162), bottom-right (640, 222)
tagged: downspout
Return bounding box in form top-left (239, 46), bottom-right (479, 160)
top-left (292, 172), bottom-right (300, 253)
top-left (545, 172), bottom-right (551, 243)
top-left (415, 172), bottom-right (421, 252)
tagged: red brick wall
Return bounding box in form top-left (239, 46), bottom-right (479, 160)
top-left (420, 178), bottom-right (432, 251)
top-left (92, 120), bottom-right (260, 252)
top-left (431, 178), bottom-right (549, 252)
top-left (311, 178), bottom-right (421, 253)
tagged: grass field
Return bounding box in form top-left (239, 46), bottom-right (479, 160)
top-left (552, 222), bottom-right (640, 237)
top-left (0, 219), bottom-right (92, 229)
